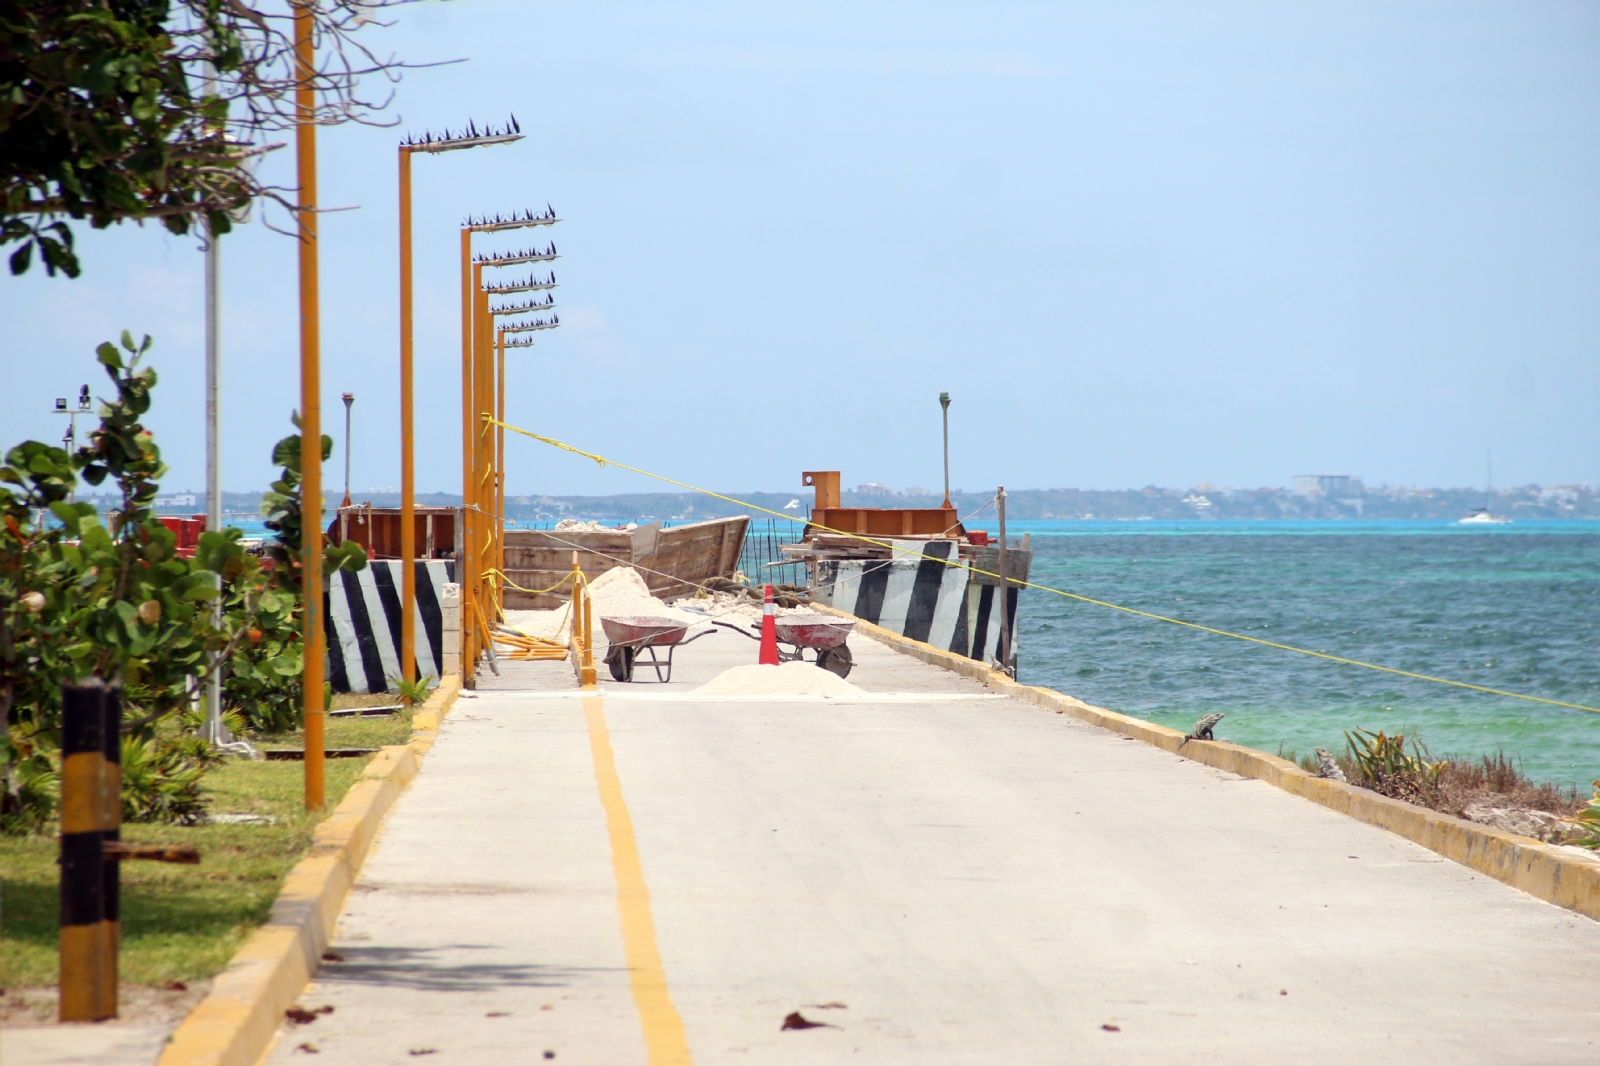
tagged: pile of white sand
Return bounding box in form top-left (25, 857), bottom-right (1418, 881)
top-left (553, 518), bottom-right (637, 532)
top-left (690, 661), bottom-right (862, 698)
top-left (502, 567), bottom-right (705, 643)
top-left (502, 571), bottom-right (816, 645)
top-left (667, 591), bottom-right (808, 623)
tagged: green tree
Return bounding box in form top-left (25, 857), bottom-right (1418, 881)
top-left (1, 332), bottom-right (365, 829)
top-left (2, 0), bottom-right (413, 276)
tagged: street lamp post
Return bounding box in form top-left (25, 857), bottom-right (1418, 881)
top-left (340, 392), bottom-right (354, 507)
top-left (293, 2), bottom-right (326, 810)
top-left (939, 391), bottom-right (951, 508)
top-left (457, 222), bottom-right (557, 682)
top-left (472, 247), bottom-right (557, 639)
top-left (491, 315), bottom-right (559, 586)
top-left (396, 121), bottom-right (522, 695)
top-left (51, 387), bottom-right (92, 503)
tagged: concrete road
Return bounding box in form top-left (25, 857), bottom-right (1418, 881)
top-left (264, 632), bottom-right (1600, 1064)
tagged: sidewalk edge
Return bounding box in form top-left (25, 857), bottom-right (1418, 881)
top-left (825, 606), bottom-right (1600, 922)
top-left (156, 675), bottom-right (463, 1066)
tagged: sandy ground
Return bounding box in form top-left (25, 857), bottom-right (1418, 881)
top-left (1, 983), bottom-right (210, 1066)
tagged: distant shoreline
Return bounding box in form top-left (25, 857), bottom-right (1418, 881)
top-left (83, 484), bottom-right (1600, 524)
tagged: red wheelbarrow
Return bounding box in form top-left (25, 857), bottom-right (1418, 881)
top-left (711, 613), bottom-right (856, 678)
top-left (600, 615), bottom-right (717, 683)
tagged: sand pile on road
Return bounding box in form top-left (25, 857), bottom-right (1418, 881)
top-left (668, 591), bottom-right (809, 623)
top-left (690, 661), bottom-right (862, 698)
top-left (502, 567), bottom-right (704, 643)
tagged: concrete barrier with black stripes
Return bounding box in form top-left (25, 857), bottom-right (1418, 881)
top-left (811, 538), bottom-right (1027, 664)
top-left (326, 560), bottom-right (456, 694)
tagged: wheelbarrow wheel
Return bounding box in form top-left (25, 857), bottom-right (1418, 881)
top-left (817, 643), bottom-right (853, 679)
top-left (606, 646), bottom-right (636, 682)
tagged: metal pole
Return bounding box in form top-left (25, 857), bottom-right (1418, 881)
top-left (398, 147), bottom-right (417, 688)
top-left (294, 2), bottom-right (325, 810)
top-left (497, 327), bottom-right (507, 616)
top-left (475, 274), bottom-right (493, 627)
top-left (66, 410), bottom-right (77, 504)
top-left (939, 391), bottom-right (951, 508)
top-left (204, 216), bottom-right (225, 745)
top-left (459, 242), bottom-right (477, 682)
top-left (996, 485), bottom-right (1010, 675)
top-left (341, 392), bottom-right (353, 507)
top-left (58, 680), bottom-right (114, 1021)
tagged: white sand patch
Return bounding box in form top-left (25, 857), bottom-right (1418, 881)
top-left (690, 660), bottom-right (862, 698)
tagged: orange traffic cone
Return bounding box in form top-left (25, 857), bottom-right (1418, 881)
top-left (759, 584), bottom-right (780, 665)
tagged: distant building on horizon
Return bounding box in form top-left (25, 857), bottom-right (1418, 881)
top-left (1292, 474), bottom-right (1360, 498)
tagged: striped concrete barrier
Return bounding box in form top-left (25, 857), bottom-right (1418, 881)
top-left (327, 560), bottom-right (456, 694)
top-left (813, 538), bottom-right (1017, 663)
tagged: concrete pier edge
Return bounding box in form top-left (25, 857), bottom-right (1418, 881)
top-left (815, 603), bottom-right (1600, 923)
top-left (155, 675), bottom-right (463, 1066)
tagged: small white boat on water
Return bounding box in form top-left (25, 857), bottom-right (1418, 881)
top-left (1459, 451), bottom-right (1511, 524)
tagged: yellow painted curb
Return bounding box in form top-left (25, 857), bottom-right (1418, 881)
top-left (156, 676), bottom-right (463, 1066)
top-left (827, 606), bottom-right (1600, 923)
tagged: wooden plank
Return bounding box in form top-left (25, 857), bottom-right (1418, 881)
top-left (503, 546), bottom-right (630, 571)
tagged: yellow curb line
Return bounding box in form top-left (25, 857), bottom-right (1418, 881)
top-left (818, 605), bottom-right (1600, 923)
top-left (156, 675), bottom-right (463, 1066)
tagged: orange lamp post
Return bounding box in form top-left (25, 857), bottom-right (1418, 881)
top-left (492, 317), bottom-right (559, 583)
top-left (292, 2), bottom-right (326, 810)
top-left (458, 225), bottom-right (557, 680)
top-left (396, 121), bottom-right (521, 691)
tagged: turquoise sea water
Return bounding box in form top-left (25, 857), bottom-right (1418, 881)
top-left (1000, 520), bottom-right (1600, 787)
top-left (226, 512), bottom-right (1596, 784)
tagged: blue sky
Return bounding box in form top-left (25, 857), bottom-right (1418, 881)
top-left (3, 1), bottom-right (1597, 498)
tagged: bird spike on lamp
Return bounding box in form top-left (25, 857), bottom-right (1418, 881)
top-left (463, 206), bottom-right (559, 233)
top-left (483, 271), bottom-right (556, 296)
top-left (488, 293), bottom-right (557, 316)
top-left (501, 336), bottom-right (539, 349)
top-left (401, 116), bottom-right (523, 153)
top-left (498, 315), bottom-right (560, 333)
top-left (473, 244), bottom-right (558, 268)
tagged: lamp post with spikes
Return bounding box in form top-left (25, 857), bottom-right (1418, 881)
top-left (397, 119), bottom-right (521, 698)
top-left (292, 3), bottom-right (327, 810)
top-left (473, 247), bottom-right (558, 646)
top-left (458, 231), bottom-right (558, 681)
top-left (491, 315), bottom-right (560, 586)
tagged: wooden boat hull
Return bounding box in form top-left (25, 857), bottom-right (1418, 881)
top-left (502, 516), bottom-right (749, 609)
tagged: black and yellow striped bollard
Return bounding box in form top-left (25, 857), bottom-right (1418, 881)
top-left (59, 678), bottom-right (121, 1022)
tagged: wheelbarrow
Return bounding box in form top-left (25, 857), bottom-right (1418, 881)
top-left (711, 613), bottom-right (856, 678)
top-left (600, 615), bottom-right (717, 683)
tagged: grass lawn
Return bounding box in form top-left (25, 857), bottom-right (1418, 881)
top-left (2, 698), bottom-right (415, 991)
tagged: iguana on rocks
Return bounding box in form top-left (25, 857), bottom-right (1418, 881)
top-left (1314, 747), bottom-right (1347, 782)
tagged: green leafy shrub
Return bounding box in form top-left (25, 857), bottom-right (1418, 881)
top-left (1567, 783), bottom-right (1600, 849)
top-left (0, 334), bottom-right (360, 832)
top-left (1344, 727), bottom-right (1444, 806)
top-left (391, 675), bottom-right (435, 707)
top-left (120, 734), bottom-right (208, 825)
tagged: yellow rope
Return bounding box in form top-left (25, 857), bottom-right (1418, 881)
top-left (487, 416), bottom-right (1600, 717)
top-left (485, 567), bottom-right (579, 596)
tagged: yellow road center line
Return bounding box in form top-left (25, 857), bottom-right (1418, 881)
top-left (583, 695), bottom-right (694, 1066)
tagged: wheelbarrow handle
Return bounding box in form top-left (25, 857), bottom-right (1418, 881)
top-left (678, 628), bottom-right (719, 646)
top-left (711, 620), bottom-right (761, 641)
